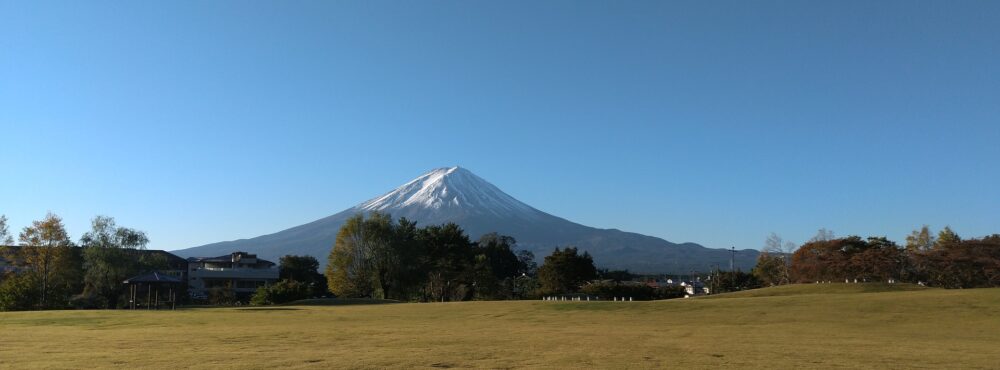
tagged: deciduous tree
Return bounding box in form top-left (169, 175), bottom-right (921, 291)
top-left (905, 225), bottom-right (936, 252)
top-left (16, 213), bottom-right (80, 309)
top-left (752, 252), bottom-right (787, 286)
top-left (791, 239), bottom-right (846, 282)
top-left (327, 214), bottom-right (376, 298)
top-left (0, 215), bottom-right (13, 245)
top-left (80, 216), bottom-right (150, 308)
top-left (326, 212), bottom-right (408, 299)
top-left (757, 233), bottom-right (795, 285)
top-left (914, 235), bottom-right (1000, 288)
top-left (808, 228), bottom-right (836, 243)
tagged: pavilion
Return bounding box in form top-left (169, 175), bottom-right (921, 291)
top-left (123, 271), bottom-right (183, 310)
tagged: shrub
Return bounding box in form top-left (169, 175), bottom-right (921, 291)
top-left (0, 272), bottom-right (38, 311)
top-left (250, 279), bottom-right (310, 305)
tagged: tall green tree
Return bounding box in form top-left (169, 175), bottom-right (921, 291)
top-left (79, 216), bottom-right (150, 308)
top-left (418, 223), bottom-right (473, 301)
top-left (391, 217), bottom-right (426, 300)
top-left (537, 247), bottom-right (597, 294)
top-left (471, 233), bottom-right (520, 299)
top-left (279, 255), bottom-right (327, 297)
top-left (279, 255), bottom-right (321, 282)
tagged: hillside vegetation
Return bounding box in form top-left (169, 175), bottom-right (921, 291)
top-left (1, 284), bottom-right (998, 369)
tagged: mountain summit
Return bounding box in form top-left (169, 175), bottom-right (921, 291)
top-left (174, 167), bottom-right (757, 273)
top-left (357, 166), bottom-right (539, 221)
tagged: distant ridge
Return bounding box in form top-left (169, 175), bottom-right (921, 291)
top-left (174, 167), bottom-right (758, 273)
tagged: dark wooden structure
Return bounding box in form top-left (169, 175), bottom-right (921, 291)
top-left (123, 271), bottom-right (183, 310)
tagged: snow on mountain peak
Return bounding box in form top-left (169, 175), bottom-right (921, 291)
top-left (355, 166), bottom-right (538, 218)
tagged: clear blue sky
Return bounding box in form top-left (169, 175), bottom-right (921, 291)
top-left (2, 1), bottom-right (998, 252)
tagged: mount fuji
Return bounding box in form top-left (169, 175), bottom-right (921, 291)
top-left (173, 167), bottom-right (758, 273)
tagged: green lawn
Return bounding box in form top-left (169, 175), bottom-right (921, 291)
top-left (1, 284), bottom-right (998, 369)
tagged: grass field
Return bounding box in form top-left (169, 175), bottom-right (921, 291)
top-left (2, 284), bottom-right (998, 369)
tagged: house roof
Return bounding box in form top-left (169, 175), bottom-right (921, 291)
top-left (123, 271), bottom-right (183, 284)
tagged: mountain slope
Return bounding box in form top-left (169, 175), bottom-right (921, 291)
top-left (173, 167), bottom-right (758, 273)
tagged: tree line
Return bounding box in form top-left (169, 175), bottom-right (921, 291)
top-left (0, 211), bottom-right (622, 309)
top-left (323, 212), bottom-right (618, 302)
top-left (0, 213), bottom-right (168, 311)
top-left (753, 227), bottom-right (1000, 289)
top-left (9, 211), bottom-right (993, 310)
top-left (321, 212), bottom-right (703, 303)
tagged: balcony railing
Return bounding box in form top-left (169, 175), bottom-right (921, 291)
top-left (190, 267), bottom-right (277, 279)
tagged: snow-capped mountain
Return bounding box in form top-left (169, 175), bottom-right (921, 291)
top-left (357, 167), bottom-right (540, 221)
top-left (174, 166), bottom-right (758, 273)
